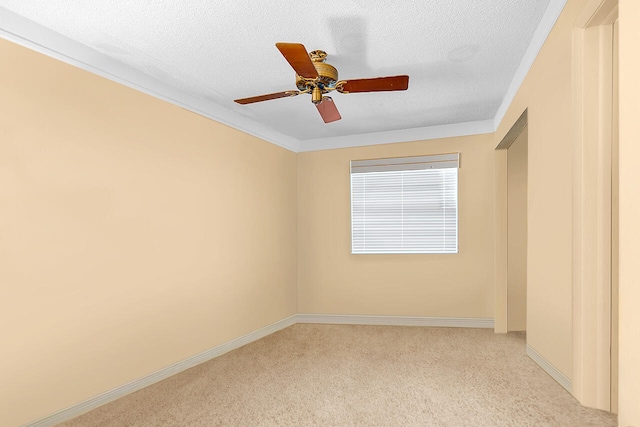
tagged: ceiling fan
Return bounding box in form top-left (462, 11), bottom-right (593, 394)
top-left (234, 43), bottom-right (409, 123)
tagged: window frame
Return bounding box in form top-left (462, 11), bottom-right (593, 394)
top-left (350, 153), bottom-right (459, 255)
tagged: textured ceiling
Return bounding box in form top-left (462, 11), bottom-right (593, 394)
top-left (0, 1), bottom-right (565, 151)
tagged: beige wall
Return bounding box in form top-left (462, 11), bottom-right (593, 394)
top-left (618, 0), bottom-right (640, 424)
top-left (3, 0), bottom-right (640, 424)
top-left (297, 134), bottom-right (495, 318)
top-left (0, 39), bottom-right (298, 426)
top-left (507, 128), bottom-right (528, 332)
top-left (495, 0), bottom-right (586, 380)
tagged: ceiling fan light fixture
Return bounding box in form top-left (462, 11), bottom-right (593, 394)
top-left (316, 97), bottom-right (341, 123)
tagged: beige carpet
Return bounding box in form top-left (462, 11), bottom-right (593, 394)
top-left (59, 324), bottom-right (616, 426)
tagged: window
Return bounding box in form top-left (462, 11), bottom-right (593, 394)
top-left (350, 153), bottom-right (459, 254)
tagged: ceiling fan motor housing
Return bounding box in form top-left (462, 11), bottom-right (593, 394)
top-left (295, 50), bottom-right (338, 91)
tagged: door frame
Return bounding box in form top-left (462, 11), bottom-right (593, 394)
top-left (571, 0), bottom-right (618, 412)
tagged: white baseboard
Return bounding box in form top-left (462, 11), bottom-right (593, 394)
top-left (25, 313), bottom-right (495, 426)
top-left (526, 343), bottom-right (572, 393)
top-left (296, 313), bottom-right (495, 328)
top-left (24, 315), bottom-right (297, 427)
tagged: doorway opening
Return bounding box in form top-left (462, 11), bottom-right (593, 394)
top-left (494, 109), bottom-right (528, 334)
top-left (507, 124), bottom-right (528, 332)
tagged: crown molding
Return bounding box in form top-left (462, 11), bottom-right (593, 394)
top-left (493, 0), bottom-right (568, 130)
top-left (1, 1), bottom-right (566, 153)
top-left (0, 7), bottom-right (301, 153)
top-left (298, 120), bottom-right (495, 152)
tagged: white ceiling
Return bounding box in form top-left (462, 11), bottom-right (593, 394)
top-left (0, 1), bottom-right (566, 152)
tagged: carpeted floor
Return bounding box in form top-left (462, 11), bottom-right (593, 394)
top-left (58, 324), bottom-right (617, 426)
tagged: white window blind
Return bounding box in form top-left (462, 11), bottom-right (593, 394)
top-left (350, 153), bottom-right (459, 254)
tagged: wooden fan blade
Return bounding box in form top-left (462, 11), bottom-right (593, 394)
top-left (275, 43), bottom-right (319, 79)
top-left (316, 97), bottom-right (341, 123)
top-left (234, 91), bottom-right (295, 105)
top-left (339, 75), bottom-right (409, 93)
